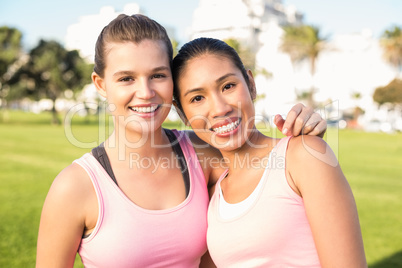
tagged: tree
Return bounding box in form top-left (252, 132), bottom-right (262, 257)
top-left (171, 38), bottom-right (179, 58)
top-left (380, 25), bottom-right (402, 78)
top-left (0, 26), bottom-right (22, 115)
top-left (373, 78), bottom-right (402, 106)
top-left (224, 38), bottom-right (272, 77)
top-left (351, 91), bottom-right (364, 121)
top-left (224, 38), bottom-right (256, 72)
top-left (280, 24), bottom-right (327, 107)
top-left (8, 40), bottom-right (93, 124)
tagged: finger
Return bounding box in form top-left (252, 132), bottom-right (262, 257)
top-left (301, 113), bottom-right (322, 135)
top-left (282, 104), bottom-right (304, 136)
top-left (273, 114), bottom-right (285, 132)
top-left (291, 106), bottom-right (314, 136)
top-left (307, 120), bottom-right (327, 138)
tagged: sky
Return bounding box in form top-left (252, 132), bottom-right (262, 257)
top-left (1, 0), bottom-right (402, 50)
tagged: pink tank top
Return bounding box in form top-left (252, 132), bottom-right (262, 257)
top-left (74, 130), bottom-right (209, 268)
top-left (207, 136), bottom-right (321, 267)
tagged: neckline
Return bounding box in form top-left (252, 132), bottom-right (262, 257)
top-left (214, 140), bottom-right (282, 222)
top-left (86, 147), bottom-right (193, 214)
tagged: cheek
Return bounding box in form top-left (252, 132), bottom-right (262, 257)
top-left (159, 81), bottom-right (174, 102)
top-left (186, 114), bottom-right (210, 130)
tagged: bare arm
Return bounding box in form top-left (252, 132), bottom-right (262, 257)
top-left (36, 164), bottom-right (97, 268)
top-left (287, 136), bottom-right (366, 267)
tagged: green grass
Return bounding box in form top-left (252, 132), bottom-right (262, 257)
top-left (0, 110), bottom-right (401, 267)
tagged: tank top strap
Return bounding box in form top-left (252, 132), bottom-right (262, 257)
top-left (272, 136), bottom-right (292, 158)
top-left (164, 128), bottom-right (190, 196)
top-left (170, 129), bottom-right (206, 185)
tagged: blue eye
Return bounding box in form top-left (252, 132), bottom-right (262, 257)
top-left (119, 77), bottom-right (133, 82)
top-left (153, 74), bottom-right (166, 79)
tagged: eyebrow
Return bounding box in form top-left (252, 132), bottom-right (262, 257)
top-left (112, 66), bottom-right (170, 78)
top-left (183, 73), bottom-right (237, 97)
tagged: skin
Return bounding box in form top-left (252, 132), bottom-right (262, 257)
top-left (176, 53), bottom-right (367, 267)
top-left (36, 39), bottom-right (327, 268)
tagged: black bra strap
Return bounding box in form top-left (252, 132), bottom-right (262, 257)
top-left (91, 130), bottom-right (190, 196)
top-left (164, 129), bottom-right (190, 197)
top-left (91, 143), bottom-right (118, 186)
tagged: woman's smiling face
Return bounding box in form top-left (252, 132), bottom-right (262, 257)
top-left (94, 39), bottom-right (173, 134)
top-left (176, 53), bottom-right (257, 151)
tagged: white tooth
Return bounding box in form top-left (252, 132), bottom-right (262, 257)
top-left (213, 120), bottom-right (240, 133)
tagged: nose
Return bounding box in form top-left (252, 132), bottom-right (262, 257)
top-left (210, 94), bottom-right (232, 119)
top-left (135, 78), bottom-right (156, 99)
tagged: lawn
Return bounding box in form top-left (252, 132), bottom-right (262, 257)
top-left (0, 110), bottom-right (401, 267)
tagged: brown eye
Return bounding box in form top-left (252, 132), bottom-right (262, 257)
top-left (191, 95), bottom-right (204, 103)
top-left (223, 83), bottom-right (235, 91)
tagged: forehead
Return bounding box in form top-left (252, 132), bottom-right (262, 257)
top-left (184, 53), bottom-right (237, 76)
top-left (179, 53), bottom-right (239, 84)
top-left (105, 40), bottom-right (170, 70)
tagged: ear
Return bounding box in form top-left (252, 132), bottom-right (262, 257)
top-left (92, 72), bottom-right (107, 98)
top-left (247, 69), bottom-right (257, 100)
top-left (173, 100), bottom-right (190, 126)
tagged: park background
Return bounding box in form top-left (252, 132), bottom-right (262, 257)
top-left (1, 0), bottom-right (402, 267)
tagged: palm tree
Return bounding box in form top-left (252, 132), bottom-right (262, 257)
top-left (380, 25), bottom-right (402, 78)
top-left (280, 24), bottom-right (326, 107)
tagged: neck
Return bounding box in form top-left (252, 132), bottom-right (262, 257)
top-left (220, 129), bottom-right (272, 174)
top-left (104, 124), bottom-right (169, 161)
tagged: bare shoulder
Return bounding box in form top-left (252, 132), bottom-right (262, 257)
top-left (37, 161), bottom-right (96, 266)
top-left (45, 162), bottom-right (95, 211)
top-left (285, 138), bottom-right (366, 267)
top-left (287, 135), bottom-right (338, 168)
top-left (52, 162), bottom-right (92, 194)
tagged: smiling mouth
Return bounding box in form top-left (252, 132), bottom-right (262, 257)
top-left (129, 105), bottom-right (159, 113)
top-left (211, 119), bottom-right (240, 134)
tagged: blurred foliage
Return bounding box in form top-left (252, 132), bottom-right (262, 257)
top-left (171, 38), bottom-right (179, 58)
top-left (7, 39), bottom-right (93, 124)
top-left (0, 26), bottom-right (22, 114)
top-left (380, 25), bottom-right (402, 76)
top-left (0, 26), bottom-right (22, 83)
top-left (224, 38), bottom-right (271, 80)
top-left (280, 24), bottom-right (327, 107)
top-left (224, 38), bottom-right (256, 73)
top-left (373, 78), bottom-right (402, 106)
